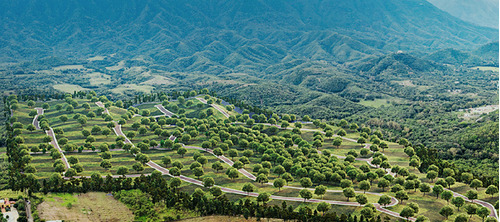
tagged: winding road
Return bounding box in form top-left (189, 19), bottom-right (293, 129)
top-left (34, 101), bottom-right (496, 220)
top-left (106, 117), bottom-right (411, 219)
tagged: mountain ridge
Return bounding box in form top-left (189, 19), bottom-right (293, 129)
top-left (0, 0), bottom-right (497, 71)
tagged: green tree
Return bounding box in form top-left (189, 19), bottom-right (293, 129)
top-left (356, 194), bottom-right (368, 205)
top-left (300, 177), bottom-right (313, 188)
top-left (316, 202), bottom-right (331, 215)
top-left (378, 194), bottom-right (392, 207)
top-left (465, 204), bottom-right (478, 218)
top-left (486, 185), bottom-right (498, 197)
top-left (395, 190), bottom-right (409, 204)
top-left (445, 176), bottom-right (456, 188)
top-left (116, 166), bottom-right (129, 176)
top-left (332, 137), bottom-right (342, 148)
top-left (257, 193), bottom-right (271, 205)
top-left (100, 160), bottom-right (112, 170)
top-left (378, 178), bottom-right (390, 191)
top-left (343, 188), bottom-right (356, 201)
top-left (273, 178), bottom-right (286, 191)
top-left (441, 190), bottom-right (453, 202)
top-left (192, 167), bottom-right (204, 179)
top-left (300, 189), bottom-right (313, 202)
top-left (100, 152), bottom-right (112, 159)
top-left (359, 180), bottom-right (371, 193)
top-left (454, 214), bottom-right (468, 222)
top-left (451, 197), bottom-right (465, 211)
top-left (273, 165), bottom-right (286, 177)
top-left (62, 168), bottom-right (76, 178)
top-left (470, 179), bottom-right (483, 190)
top-left (419, 183), bottom-right (431, 196)
top-left (133, 162), bottom-right (144, 172)
top-left (439, 206), bottom-right (454, 219)
top-left (210, 187), bottom-right (222, 197)
top-left (203, 177), bottom-right (215, 188)
top-left (228, 149), bottom-right (238, 160)
top-left (177, 147), bottom-right (187, 157)
top-left (226, 168), bottom-right (239, 180)
top-left (256, 174), bottom-right (269, 184)
top-left (162, 156), bottom-right (172, 167)
top-left (400, 206), bottom-right (415, 221)
top-left (314, 185), bottom-right (327, 199)
top-left (433, 185), bottom-right (444, 198)
top-left (466, 189), bottom-right (478, 202)
top-left (212, 161), bottom-right (224, 173)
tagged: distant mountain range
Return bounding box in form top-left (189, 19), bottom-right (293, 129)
top-left (427, 0), bottom-right (499, 29)
top-left (0, 0), bottom-right (498, 74)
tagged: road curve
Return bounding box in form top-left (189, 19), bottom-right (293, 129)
top-left (154, 104), bottom-right (176, 117)
top-left (32, 108), bottom-right (44, 130)
top-left (95, 102), bottom-right (110, 115)
top-left (196, 97), bottom-right (230, 118)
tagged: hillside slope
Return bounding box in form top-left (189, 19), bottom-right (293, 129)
top-left (0, 0), bottom-right (497, 72)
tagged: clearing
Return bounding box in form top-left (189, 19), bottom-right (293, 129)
top-left (140, 75), bottom-right (175, 86)
top-left (470, 66), bottom-right (499, 72)
top-left (52, 84), bottom-right (89, 93)
top-left (37, 192), bottom-right (133, 222)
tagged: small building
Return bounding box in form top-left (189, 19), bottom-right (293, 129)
top-left (0, 198), bottom-right (15, 211)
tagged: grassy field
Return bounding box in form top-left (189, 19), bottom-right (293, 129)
top-left (85, 72), bottom-right (111, 86)
top-left (471, 66), bottom-right (499, 72)
top-left (358, 99), bottom-right (391, 108)
top-left (52, 84), bottom-right (89, 93)
top-left (37, 192), bottom-right (134, 222)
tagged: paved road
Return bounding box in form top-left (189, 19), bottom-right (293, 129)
top-left (32, 108), bottom-right (44, 130)
top-left (25, 199), bottom-right (33, 222)
top-left (196, 97), bottom-right (230, 118)
top-left (113, 123), bottom-right (133, 145)
top-left (46, 128), bottom-right (71, 169)
top-left (95, 102), bottom-right (110, 115)
top-left (154, 104), bottom-right (176, 117)
top-left (103, 104), bottom-right (497, 220)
